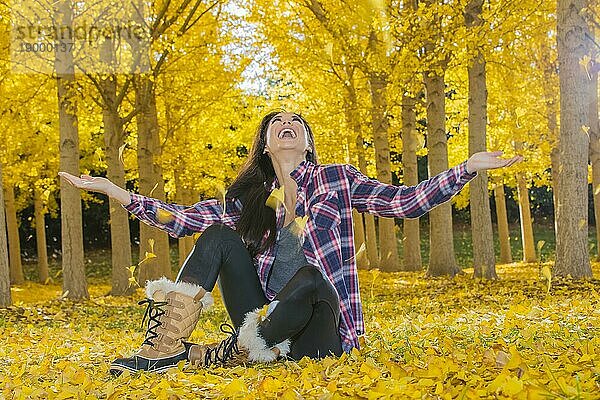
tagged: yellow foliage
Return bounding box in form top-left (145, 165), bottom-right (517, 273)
top-left (2, 263), bottom-right (599, 398)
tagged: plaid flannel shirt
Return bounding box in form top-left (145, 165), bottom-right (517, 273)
top-left (123, 159), bottom-right (478, 352)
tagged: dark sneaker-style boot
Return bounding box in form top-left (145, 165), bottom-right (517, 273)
top-left (187, 323), bottom-right (249, 368)
top-left (109, 277), bottom-right (212, 376)
top-left (187, 306), bottom-right (291, 368)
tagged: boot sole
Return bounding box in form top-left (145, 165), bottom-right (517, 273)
top-left (109, 349), bottom-right (189, 377)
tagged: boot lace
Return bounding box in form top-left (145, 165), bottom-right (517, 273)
top-left (138, 298), bottom-right (169, 347)
top-left (203, 323), bottom-right (242, 366)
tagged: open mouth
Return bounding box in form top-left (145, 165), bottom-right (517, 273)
top-left (278, 128), bottom-right (297, 139)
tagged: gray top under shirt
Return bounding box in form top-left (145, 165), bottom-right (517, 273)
top-left (266, 222), bottom-right (308, 295)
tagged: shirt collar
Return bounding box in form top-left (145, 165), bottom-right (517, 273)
top-left (269, 159), bottom-right (313, 191)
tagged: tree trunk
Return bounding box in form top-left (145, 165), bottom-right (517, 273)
top-left (33, 188), bottom-right (49, 283)
top-left (55, 0), bottom-right (88, 299)
top-left (554, 0), bottom-right (593, 276)
top-left (493, 184), bottom-right (512, 264)
top-left (465, 0), bottom-right (496, 279)
top-left (550, 146), bottom-right (560, 245)
top-left (554, 0), bottom-right (592, 277)
top-left (104, 122), bottom-right (135, 295)
top-left (100, 40), bottom-right (135, 296)
top-left (587, 29), bottom-right (600, 261)
top-left (348, 88), bottom-right (377, 269)
top-left (0, 165), bottom-right (11, 306)
top-left (4, 184), bottom-right (24, 284)
top-left (345, 135), bottom-right (368, 269)
top-left (344, 96), bottom-right (370, 269)
top-left (401, 94), bottom-right (422, 271)
top-left (539, 39), bottom-right (561, 259)
top-left (368, 70), bottom-right (400, 271)
top-left (515, 173), bottom-right (537, 263)
top-left (424, 70), bottom-right (459, 276)
top-left (135, 74), bottom-right (172, 284)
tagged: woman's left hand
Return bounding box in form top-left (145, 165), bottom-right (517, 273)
top-left (466, 151), bottom-right (523, 173)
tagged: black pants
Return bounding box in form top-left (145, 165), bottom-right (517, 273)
top-left (176, 223), bottom-right (343, 360)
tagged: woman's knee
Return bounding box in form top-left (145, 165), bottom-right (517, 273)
top-left (290, 266), bottom-right (337, 302)
top-left (290, 265), bottom-right (322, 289)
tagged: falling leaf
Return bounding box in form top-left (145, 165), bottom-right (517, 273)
top-left (536, 240), bottom-right (545, 253)
top-left (118, 143), bottom-right (126, 165)
top-left (579, 55), bottom-right (591, 79)
top-left (95, 147), bottom-right (103, 164)
top-left (41, 189), bottom-right (51, 203)
top-left (355, 242), bottom-right (366, 259)
top-left (345, 242), bottom-right (366, 262)
top-left (369, 268), bottom-right (380, 300)
top-left (126, 265), bottom-right (137, 276)
top-left (257, 304), bottom-right (269, 322)
top-left (156, 208), bottom-right (174, 223)
top-left (289, 215), bottom-right (308, 237)
top-left (578, 219), bottom-right (586, 229)
top-left (595, 185), bottom-right (600, 195)
top-left (541, 265), bottom-right (552, 293)
top-left (216, 182), bottom-right (227, 218)
top-left (128, 276), bottom-right (139, 288)
top-left (266, 186), bottom-right (287, 211)
top-left (60, 290), bottom-right (69, 299)
top-left (140, 252), bottom-right (157, 264)
top-left (148, 238), bottom-right (155, 254)
top-left (582, 125), bottom-right (591, 140)
top-left (148, 182), bottom-right (159, 197)
top-left (138, 241), bottom-right (157, 266)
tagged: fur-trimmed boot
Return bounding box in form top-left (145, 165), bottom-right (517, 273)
top-left (237, 304), bottom-right (291, 362)
top-left (109, 277), bottom-right (213, 376)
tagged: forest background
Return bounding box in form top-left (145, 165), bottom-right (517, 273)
top-left (0, 0), bottom-right (599, 398)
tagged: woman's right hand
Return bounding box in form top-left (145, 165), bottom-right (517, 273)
top-left (58, 172), bottom-right (112, 194)
top-left (58, 172), bottom-right (132, 205)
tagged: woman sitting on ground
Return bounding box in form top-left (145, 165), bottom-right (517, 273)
top-left (59, 111), bottom-right (522, 376)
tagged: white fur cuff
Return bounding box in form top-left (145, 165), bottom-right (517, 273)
top-left (144, 276), bottom-right (213, 309)
top-left (238, 307), bottom-right (291, 363)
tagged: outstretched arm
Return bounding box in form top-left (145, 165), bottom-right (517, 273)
top-left (58, 172), bottom-right (240, 238)
top-left (346, 151), bottom-right (522, 219)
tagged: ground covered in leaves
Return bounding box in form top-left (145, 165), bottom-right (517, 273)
top-left (1, 263), bottom-right (600, 399)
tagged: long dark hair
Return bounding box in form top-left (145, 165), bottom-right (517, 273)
top-left (227, 111), bottom-right (318, 257)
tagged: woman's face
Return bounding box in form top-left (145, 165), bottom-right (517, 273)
top-left (264, 112), bottom-right (311, 158)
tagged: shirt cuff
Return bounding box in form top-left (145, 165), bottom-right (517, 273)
top-left (458, 160), bottom-right (478, 179)
top-left (123, 193), bottom-right (144, 211)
